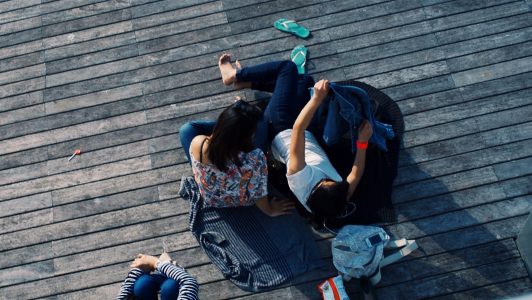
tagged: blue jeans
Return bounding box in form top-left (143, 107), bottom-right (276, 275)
top-left (133, 274), bottom-right (179, 300)
top-left (180, 61), bottom-right (314, 164)
top-left (237, 60), bottom-right (315, 141)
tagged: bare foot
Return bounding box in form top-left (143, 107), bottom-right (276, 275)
top-left (235, 96), bottom-right (242, 101)
top-left (219, 54), bottom-right (237, 86)
top-left (233, 59), bottom-right (252, 90)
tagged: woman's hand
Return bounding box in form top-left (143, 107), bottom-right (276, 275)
top-left (358, 119), bottom-right (373, 143)
top-left (312, 79), bottom-right (330, 102)
top-left (268, 197), bottom-right (296, 217)
top-left (131, 254), bottom-right (158, 273)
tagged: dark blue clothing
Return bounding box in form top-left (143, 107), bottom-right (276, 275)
top-left (309, 83), bottom-right (394, 152)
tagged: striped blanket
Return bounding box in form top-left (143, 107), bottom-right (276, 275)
top-left (180, 177), bottom-right (326, 292)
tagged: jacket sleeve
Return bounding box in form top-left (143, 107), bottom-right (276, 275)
top-left (116, 268), bottom-right (146, 300)
top-left (158, 262), bottom-right (200, 300)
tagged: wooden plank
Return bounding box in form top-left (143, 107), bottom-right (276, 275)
top-left (41, 0), bottom-right (131, 26)
top-left (0, 63), bottom-right (45, 86)
top-left (45, 57), bottom-right (147, 87)
top-left (392, 166), bottom-right (498, 204)
top-left (382, 75), bottom-right (456, 102)
top-left (398, 133), bottom-right (485, 168)
top-left (50, 164), bottom-right (187, 205)
top-left (0, 16), bottom-right (41, 35)
top-left (0, 104), bottom-right (45, 126)
top-left (427, 1), bottom-right (530, 32)
top-left (52, 186), bottom-right (160, 222)
top-left (0, 200), bottom-right (183, 252)
top-left (395, 138), bottom-right (532, 186)
top-left (46, 44), bottom-right (139, 75)
top-left (390, 195), bottom-right (532, 238)
top-left (459, 71), bottom-right (532, 102)
top-left (356, 61), bottom-right (450, 89)
top-left (394, 181), bottom-right (507, 222)
top-left (375, 258), bottom-right (529, 299)
top-left (0, 260), bottom-right (54, 288)
top-left (407, 215), bottom-right (528, 256)
top-left (503, 174), bottom-right (532, 199)
top-left (0, 208), bottom-right (53, 235)
top-left (452, 56), bottom-right (532, 87)
top-left (132, 1), bottom-right (222, 30)
top-left (0, 155), bottom-right (152, 201)
top-left (42, 9), bottom-right (132, 38)
top-left (435, 13), bottom-right (532, 45)
top-left (404, 87), bottom-right (532, 131)
top-left (494, 156), bottom-right (532, 181)
top-left (344, 48), bottom-right (446, 79)
top-left (0, 27), bottom-right (42, 48)
top-left (44, 83), bottom-right (143, 114)
top-left (135, 12), bottom-right (227, 42)
top-left (46, 140), bottom-right (149, 176)
top-left (397, 89), bottom-right (463, 116)
top-left (335, 21), bottom-right (434, 54)
top-left (0, 161), bottom-right (48, 187)
top-left (53, 231), bottom-right (196, 275)
top-left (0, 192), bottom-right (52, 218)
top-left (40, 0), bottom-right (107, 14)
top-left (441, 26), bottom-right (532, 60)
top-left (430, 278), bottom-right (532, 300)
top-left (0, 76), bottom-right (45, 99)
top-left (475, 104), bottom-right (532, 131)
top-left (447, 40), bottom-right (532, 74)
top-left (0, 97), bottom-right (146, 140)
top-left (0, 0), bottom-right (40, 14)
top-left (0, 4), bottom-right (41, 24)
top-left (0, 51), bottom-right (44, 73)
top-left (422, 0), bottom-right (517, 18)
top-left (131, 0), bottom-right (217, 18)
top-left (321, 0), bottom-right (390, 14)
top-left (51, 209), bottom-right (188, 257)
top-left (44, 32), bottom-right (137, 61)
top-left (0, 111), bottom-right (148, 156)
top-left (403, 118), bottom-right (479, 149)
top-left (0, 243), bottom-right (52, 269)
top-left (42, 21), bottom-right (133, 50)
top-left (328, 8), bottom-right (427, 41)
top-left (481, 121), bottom-right (532, 146)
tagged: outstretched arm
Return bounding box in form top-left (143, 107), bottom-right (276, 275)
top-left (288, 79), bottom-right (330, 175)
top-left (346, 120), bottom-right (373, 200)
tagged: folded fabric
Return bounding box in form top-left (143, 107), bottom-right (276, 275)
top-left (180, 177), bottom-right (326, 292)
top-left (309, 83), bottom-right (394, 152)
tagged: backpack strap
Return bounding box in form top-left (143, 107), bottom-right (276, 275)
top-left (368, 239), bottom-right (418, 285)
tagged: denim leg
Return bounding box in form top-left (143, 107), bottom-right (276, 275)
top-left (179, 121), bottom-right (216, 165)
top-left (237, 60), bottom-right (304, 136)
top-left (133, 274), bottom-right (167, 300)
top-left (160, 278), bottom-right (181, 300)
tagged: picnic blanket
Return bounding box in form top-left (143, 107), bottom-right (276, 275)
top-left (179, 177), bottom-right (326, 292)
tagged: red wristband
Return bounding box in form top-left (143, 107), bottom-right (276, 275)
top-left (356, 140), bottom-right (368, 149)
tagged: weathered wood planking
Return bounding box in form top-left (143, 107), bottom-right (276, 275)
top-left (1, 0), bottom-right (532, 299)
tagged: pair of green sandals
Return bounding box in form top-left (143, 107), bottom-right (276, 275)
top-left (274, 18), bottom-right (309, 75)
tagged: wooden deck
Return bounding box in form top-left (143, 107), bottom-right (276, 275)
top-left (1, 0), bottom-right (532, 299)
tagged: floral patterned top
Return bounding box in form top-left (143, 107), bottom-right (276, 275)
top-left (190, 147), bottom-right (268, 207)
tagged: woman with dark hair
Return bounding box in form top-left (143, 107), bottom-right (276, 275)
top-left (179, 67), bottom-right (295, 217)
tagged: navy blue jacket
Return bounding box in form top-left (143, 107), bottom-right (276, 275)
top-left (309, 83), bottom-right (394, 152)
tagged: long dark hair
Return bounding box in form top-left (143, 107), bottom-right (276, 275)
top-left (208, 100), bottom-right (263, 172)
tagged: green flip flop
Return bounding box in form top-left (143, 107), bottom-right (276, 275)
top-left (274, 19), bottom-right (310, 38)
top-left (291, 45), bottom-right (307, 74)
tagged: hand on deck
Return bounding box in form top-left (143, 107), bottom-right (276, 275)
top-left (268, 197), bottom-right (296, 217)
